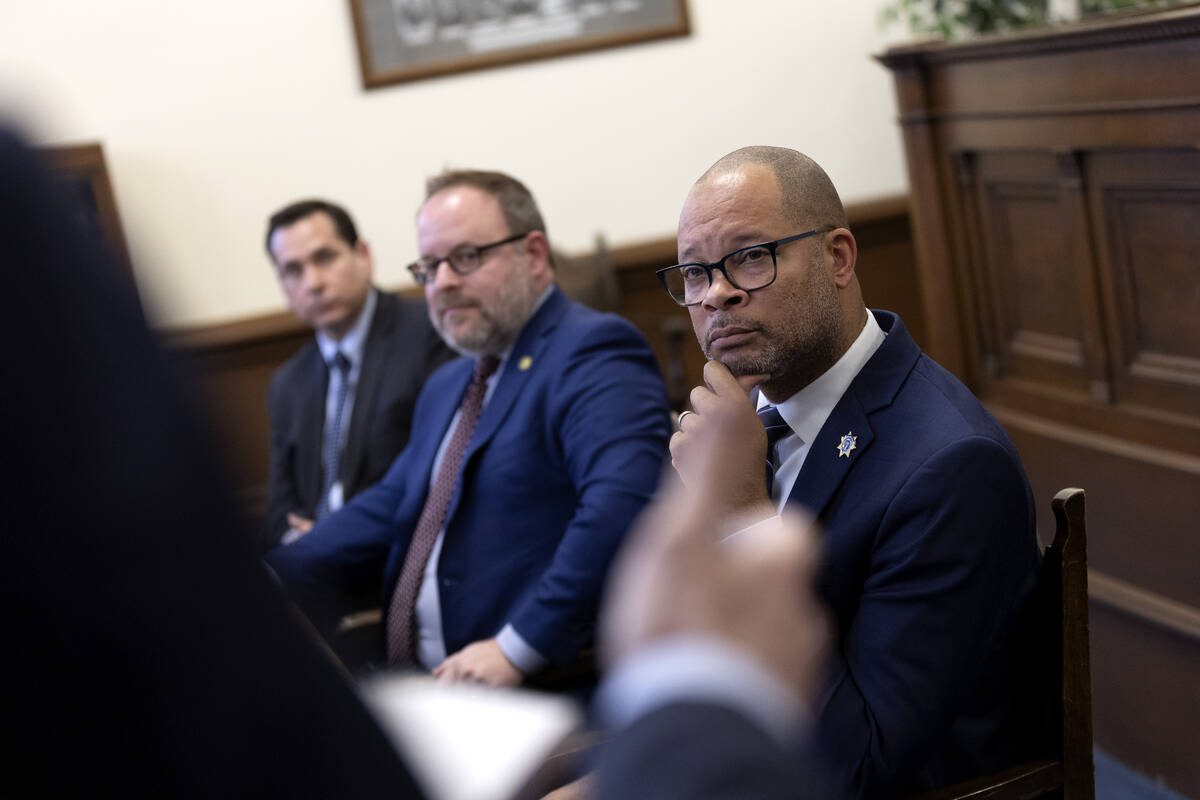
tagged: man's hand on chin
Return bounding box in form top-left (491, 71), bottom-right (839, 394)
top-left (433, 638), bottom-right (524, 687)
top-left (670, 360), bottom-right (774, 526)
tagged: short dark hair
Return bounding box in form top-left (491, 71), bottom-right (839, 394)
top-left (423, 170), bottom-right (547, 239)
top-left (265, 199), bottom-right (359, 257)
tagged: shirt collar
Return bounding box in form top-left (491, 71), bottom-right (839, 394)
top-left (756, 309), bottom-right (885, 445)
top-left (315, 288), bottom-right (377, 368)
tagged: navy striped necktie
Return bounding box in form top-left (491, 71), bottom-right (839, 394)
top-left (757, 405), bottom-right (791, 497)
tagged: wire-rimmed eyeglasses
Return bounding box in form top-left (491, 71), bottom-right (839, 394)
top-left (656, 227), bottom-right (833, 307)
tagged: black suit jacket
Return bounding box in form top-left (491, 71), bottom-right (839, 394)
top-left (265, 290), bottom-right (452, 549)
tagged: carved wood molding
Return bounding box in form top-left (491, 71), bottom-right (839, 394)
top-left (878, 5), bottom-right (1200, 68)
top-left (989, 406), bottom-right (1200, 475)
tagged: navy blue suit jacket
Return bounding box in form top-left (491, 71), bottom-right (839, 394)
top-left (794, 311), bottom-right (1041, 797)
top-left (268, 287), bottom-right (672, 667)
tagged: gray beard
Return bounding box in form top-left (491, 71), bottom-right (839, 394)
top-left (702, 304), bottom-right (841, 402)
top-left (433, 275), bottom-right (542, 357)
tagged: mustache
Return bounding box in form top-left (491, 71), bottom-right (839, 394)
top-left (704, 315), bottom-right (762, 347)
top-left (432, 293), bottom-right (480, 315)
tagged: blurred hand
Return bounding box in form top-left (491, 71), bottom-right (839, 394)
top-left (670, 360), bottom-right (774, 525)
top-left (286, 512), bottom-right (314, 534)
top-left (280, 513), bottom-right (314, 545)
top-left (603, 401), bottom-right (828, 706)
top-left (433, 638), bottom-right (523, 688)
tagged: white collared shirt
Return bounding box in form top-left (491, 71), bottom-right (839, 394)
top-left (756, 309), bottom-right (885, 513)
top-left (313, 288), bottom-right (378, 513)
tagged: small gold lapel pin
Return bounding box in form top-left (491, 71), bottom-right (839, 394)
top-left (518, 355), bottom-right (533, 372)
top-left (837, 432), bottom-right (857, 458)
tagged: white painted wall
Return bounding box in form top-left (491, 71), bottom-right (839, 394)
top-left (0, 0), bottom-right (908, 329)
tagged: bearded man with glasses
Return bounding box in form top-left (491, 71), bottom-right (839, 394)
top-left (268, 169), bottom-right (671, 690)
top-left (641, 147), bottom-right (1044, 798)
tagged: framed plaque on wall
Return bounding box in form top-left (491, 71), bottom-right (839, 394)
top-left (349, 0), bottom-right (690, 88)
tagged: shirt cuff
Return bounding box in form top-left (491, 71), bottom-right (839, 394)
top-left (496, 624), bottom-right (548, 675)
top-left (595, 636), bottom-right (808, 746)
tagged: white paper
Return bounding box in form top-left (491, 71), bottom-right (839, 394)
top-left (361, 676), bottom-right (582, 800)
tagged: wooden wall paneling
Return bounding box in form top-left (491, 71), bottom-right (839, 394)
top-left (1087, 149), bottom-right (1200, 421)
top-left (951, 151), bottom-right (1002, 383)
top-left (929, 146), bottom-right (986, 388)
top-left (1089, 602), bottom-right (1200, 795)
top-left (880, 9), bottom-right (1200, 794)
top-left (999, 409), bottom-right (1200, 609)
top-left (851, 197), bottom-right (928, 354)
top-left (1056, 150), bottom-right (1114, 405)
top-left (892, 63), bottom-right (969, 379)
top-left (167, 311), bottom-right (314, 519)
top-left (974, 151), bottom-right (1089, 393)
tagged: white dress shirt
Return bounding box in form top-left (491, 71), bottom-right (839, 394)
top-left (757, 309), bottom-right (885, 512)
top-left (313, 288), bottom-right (378, 514)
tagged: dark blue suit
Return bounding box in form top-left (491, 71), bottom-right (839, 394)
top-left (795, 310), bottom-right (1041, 797)
top-left (593, 311), bottom-right (1042, 800)
top-left (268, 287), bottom-right (672, 668)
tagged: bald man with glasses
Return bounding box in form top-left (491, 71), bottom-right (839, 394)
top-left (664, 147), bottom-right (1044, 798)
top-left (267, 170), bottom-right (671, 689)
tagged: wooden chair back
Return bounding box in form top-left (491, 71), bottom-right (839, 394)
top-left (909, 487), bottom-right (1095, 800)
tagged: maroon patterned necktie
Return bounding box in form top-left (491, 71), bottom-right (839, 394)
top-left (386, 355), bottom-right (501, 668)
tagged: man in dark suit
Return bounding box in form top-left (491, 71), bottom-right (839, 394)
top-left (264, 200), bottom-right (452, 551)
top-left (666, 147), bottom-right (1043, 797)
top-left (267, 170), bottom-right (672, 687)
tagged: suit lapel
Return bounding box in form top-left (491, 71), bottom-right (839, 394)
top-left (786, 310), bottom-right (919, 519)
top-left (460, 288), bottom-right (569, 464)
top-left (297, 346), bottom-right (328, 509)
top-left (788, 397), bottom-right (874, 518)
top-left (342, 291), bottom-right (394, 486)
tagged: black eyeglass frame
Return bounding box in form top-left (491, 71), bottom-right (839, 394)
top-left (656, 227), bottom-right (834, 307)
top-left (407, 231), bottom-right (531, 286)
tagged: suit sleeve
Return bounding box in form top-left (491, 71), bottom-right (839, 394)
top-left (595, 703), bottom-right (824, 800)
top-left (505, 319), bottom-right (672, 664)
top-left (814, 436), bottom-right (1037, 797)
top-left (265, 443), bottom-right (420, 637)
top-left (263, 368), bottom-right (302, 551)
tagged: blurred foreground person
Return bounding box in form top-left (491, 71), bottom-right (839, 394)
top-left (595, 412), bottom-right (835, 799)
top-left (0, 127), bottom-right (421, 798)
